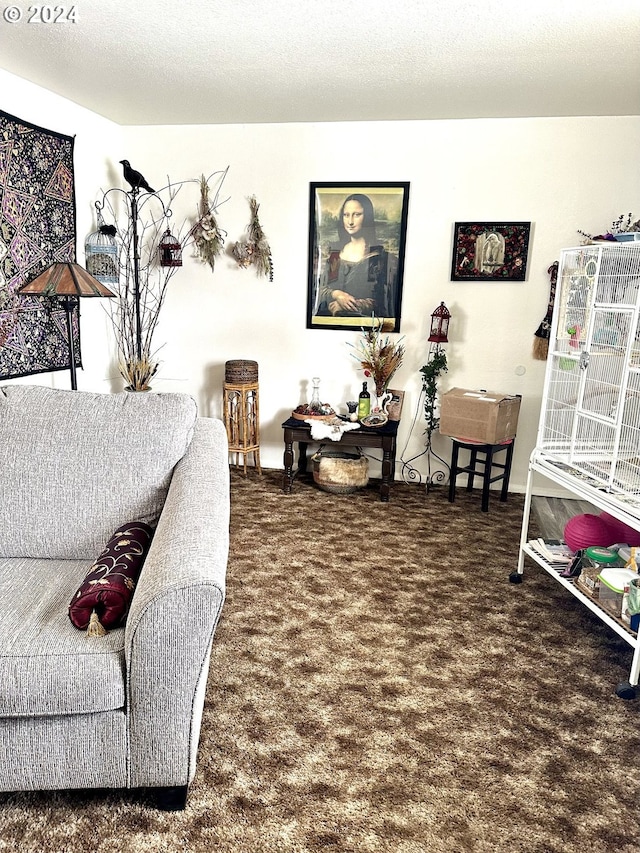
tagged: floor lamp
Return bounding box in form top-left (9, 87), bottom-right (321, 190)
top-left (18, 262), bottom-right (116, 390)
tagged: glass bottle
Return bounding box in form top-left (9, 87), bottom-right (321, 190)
top-left (358, 381), bottom-right (370, 419)
top-left (310, 377), bottom-right (321, 412)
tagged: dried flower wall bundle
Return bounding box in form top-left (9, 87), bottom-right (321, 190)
top-left (192, 174), bottom-right (226, 271)
top-left (232, 196), bottom-right (274, 280)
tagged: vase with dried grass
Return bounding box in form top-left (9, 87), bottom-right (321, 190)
top-left (349, 315), bottom-right (405, 409)
top-left (122, 357), bottom-right (157, 392)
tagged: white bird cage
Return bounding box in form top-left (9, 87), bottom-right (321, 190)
top-left (84, 218), bottom-right (119, 287)
top-left (537, 242), bottom-right (640, 500)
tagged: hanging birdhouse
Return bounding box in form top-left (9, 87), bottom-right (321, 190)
top-left (84, 220), bottom-right (119, 287)
top-left (159, 228), bottom-right (182, 267)
top-left (428, 301), bottom-right (451, 343)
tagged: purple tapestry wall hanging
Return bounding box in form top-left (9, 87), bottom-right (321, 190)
top-left (0, 109), bottom-right (80, 380)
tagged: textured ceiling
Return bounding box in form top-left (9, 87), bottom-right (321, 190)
top-left (1, 0), bottom-right (639, 125)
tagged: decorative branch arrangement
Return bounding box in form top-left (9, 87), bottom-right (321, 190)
top-left (94, 167), bottom-right (229, 391)
top-left (96, 182), bottom-right (181, 389)
top-left (231, 196), bottom-right (274, 281)
top-left (578, 212), bottom-right (640, 243)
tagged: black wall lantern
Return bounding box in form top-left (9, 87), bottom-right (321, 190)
top-left (428, 301), bottom-right (451, 343)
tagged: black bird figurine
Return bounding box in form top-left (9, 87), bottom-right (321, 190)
top-left (119, 160), bottom-right (155, 193)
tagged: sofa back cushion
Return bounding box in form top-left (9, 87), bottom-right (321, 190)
top-left (0, 385), bottom-right (197, 558)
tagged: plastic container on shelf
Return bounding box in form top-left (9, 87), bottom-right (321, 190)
top-left (597, 568), bottom-right (639, 619)
top-left (628, 577), bottom-right (640, 632)
top-left (585, 547), bottom-right (619, 568)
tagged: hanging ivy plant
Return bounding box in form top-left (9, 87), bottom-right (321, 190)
top-left (419, 349), bottom-right (448, 440)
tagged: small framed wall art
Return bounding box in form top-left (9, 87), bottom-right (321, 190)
top-left (450, 221), bottom-right (531, 282)
top-left (307, 182), bottom-right (410, 332)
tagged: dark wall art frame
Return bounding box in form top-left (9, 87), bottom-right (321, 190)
top-left (450, 221), bottom-right (531, 282)
top-left (307, 182), bottom-right (410, 332)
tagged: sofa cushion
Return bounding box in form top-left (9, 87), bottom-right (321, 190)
top-left (0, 557), bottom-right (126, 717)
top-left (69, 521), bottom-right (154, 632)
top-left (0, 385), bottom-right (197, 559)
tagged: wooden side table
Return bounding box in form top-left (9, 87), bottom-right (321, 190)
top-left (281, 417), bottom-right (399, 502)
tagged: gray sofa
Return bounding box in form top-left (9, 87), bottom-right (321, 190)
top-left (0, 384), bottom-right (230, 810)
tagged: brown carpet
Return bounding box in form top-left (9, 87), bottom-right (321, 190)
top-left (1, 470), bottom-right (639, 853)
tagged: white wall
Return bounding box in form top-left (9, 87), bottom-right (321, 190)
top-left (3, 71), bottom-right (639, 491)
top-left (121, 117), bottom-right (640, 491)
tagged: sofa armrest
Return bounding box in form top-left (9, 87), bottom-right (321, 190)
top-left (124, 417), bottom-right (230, 789)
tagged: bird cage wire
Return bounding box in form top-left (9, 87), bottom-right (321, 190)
top-left (84, 211), bottom-right (119, 286)
top-left (159, 228), bottom-right (183, 267)
top-left (539, 243), bottom-right (640, 497)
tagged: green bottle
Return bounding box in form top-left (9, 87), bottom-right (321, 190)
top-left (358, 381), bottom-right (370, 419)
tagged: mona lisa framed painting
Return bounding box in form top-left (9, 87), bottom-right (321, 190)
top-left (306, 182), bottom-right (410, 332)
top-left (450, 221), bottom-right (531, 282)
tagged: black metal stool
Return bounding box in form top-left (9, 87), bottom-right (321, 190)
top-left (448, 437), bottom-right (515, 512)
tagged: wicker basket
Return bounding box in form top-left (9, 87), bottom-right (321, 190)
top-left (225, 359), bottom-right (258, 383)
top-left (311, 450), bottom-right (369, 494)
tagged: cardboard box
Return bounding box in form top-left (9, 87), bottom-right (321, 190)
top-left (439, 388), bottom-right (521, 443)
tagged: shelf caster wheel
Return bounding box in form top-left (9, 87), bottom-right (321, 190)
top-left (509, 572), bottom-right (523, 584)
top-left (615, 681), bottom-right (637, 700)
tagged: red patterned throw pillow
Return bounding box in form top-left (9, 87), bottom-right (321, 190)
top-left (69, 521), bottom-right (154, 636)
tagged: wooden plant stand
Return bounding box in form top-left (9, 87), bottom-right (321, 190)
top-left (223, 380), bottom-right (261, 475)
